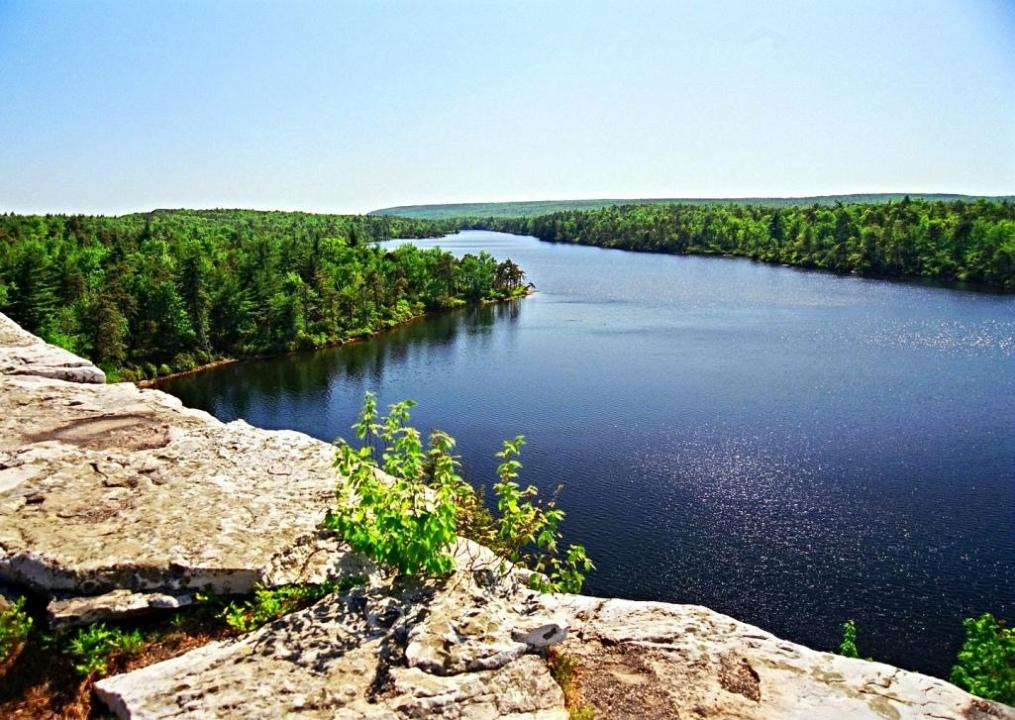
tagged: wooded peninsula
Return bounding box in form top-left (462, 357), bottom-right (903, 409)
top-left (0, 209), bottom-right (527, 381)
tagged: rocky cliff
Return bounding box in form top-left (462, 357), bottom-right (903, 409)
top-left (1, 311), bottom-right (1010, 720)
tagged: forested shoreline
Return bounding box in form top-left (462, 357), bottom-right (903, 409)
top-left (2, 199), bottom-right (1012, 383)
top-left (466, 198), bottom-right (1015, 291)
top-left (0, 209), bottom-right (529, 381)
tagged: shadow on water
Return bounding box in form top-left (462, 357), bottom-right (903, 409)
top-left (162, 301), bottom-right (520, 423)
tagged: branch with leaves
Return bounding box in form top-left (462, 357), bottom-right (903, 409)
top-left (325, 393), bottom-right (593, 591)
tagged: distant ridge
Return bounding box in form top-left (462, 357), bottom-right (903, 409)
top-left (370, 193), bottom-right (1014, 220)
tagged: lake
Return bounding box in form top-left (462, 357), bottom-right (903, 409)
top-left (158, 230), bottom-right (1015, 678)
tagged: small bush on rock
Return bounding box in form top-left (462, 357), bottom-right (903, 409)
top-left (950, 613), bottom-right (1015, 705)
top-left (326, 392), bottom-right (593, 591)
top-left (839, 619), bottom-right (859, 658)
top-left (66, 623), bottom-right (143, 676)
top-left (487, 436), bottom-right (593, 593)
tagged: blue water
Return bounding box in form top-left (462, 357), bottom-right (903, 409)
top-left (159, 231), bottom-right (1015, 677)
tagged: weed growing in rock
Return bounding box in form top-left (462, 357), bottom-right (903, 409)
top-left (219, 580), bottom-right (364, 633)
top-left (488, 436), bottom-right (594, 593)
top-left (950, 613), bottom-right (1015, 705)
top-left (326, 392), bottom-right (593, 591)
top-left (0, 597), bottom-right (32, 664)
top-left (327, 394), bottom-right (461, 576)
top-left (839, 619), bottom-right (859, 658)
top-left (66, 624), bottom-right (143, 676)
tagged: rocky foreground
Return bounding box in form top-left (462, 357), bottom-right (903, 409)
top-left (1, 311), bottom-right (1011, 719)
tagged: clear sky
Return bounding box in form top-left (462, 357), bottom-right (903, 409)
top-left (1, 0), bottom-right (1012, 215)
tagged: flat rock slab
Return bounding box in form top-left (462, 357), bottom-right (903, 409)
top-left (0, 316), bottom-right (372, 607)
top-left (47, 588), bottom-right (196, 630)
top-left (556, 595), bottom-right (1015, 720)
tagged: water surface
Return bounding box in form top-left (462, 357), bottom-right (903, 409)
top-left (160, 231), bottom-right (1015, 677)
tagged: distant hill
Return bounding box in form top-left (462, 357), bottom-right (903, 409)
top-left (370, 194), bottom-right (1014, 219)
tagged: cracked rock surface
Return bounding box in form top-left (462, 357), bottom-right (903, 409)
top-left (0, 311), bottom-right (372, 624)
top-left (3, 311), bottom-right (1012, 719)
top-left (94, 574), bottom-right (1014, 720)
top-left (95, 541), bottom-right (568, 720)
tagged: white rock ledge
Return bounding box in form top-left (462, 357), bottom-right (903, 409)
top-left (0, 312), bottom-right (106, 383)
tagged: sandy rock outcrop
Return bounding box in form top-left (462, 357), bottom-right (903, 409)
top-left (556, 595), bottom-right (1014, 720)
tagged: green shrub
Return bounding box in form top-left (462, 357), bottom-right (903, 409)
top-left (171, 353), bottom-right (196, 372)
top-left (66, 623), bottom-right (143, 676)
top-left (839, 619), bottom-right (859, 658)
top-left (950, 613), bottom-right (1015, 705)
top-left (326, 393), bottom-right (593, 591)
top-left (490, 436), bottom-right (593, 593)
top-left (0, 597), bottom-right (33, 663)
top-left (110, 366), bottom-right (141, 383)
top-left (326, 395), bottom-right (460, 576)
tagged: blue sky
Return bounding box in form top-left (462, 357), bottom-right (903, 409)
top-left (1, 0), bottom-right (1012, 214)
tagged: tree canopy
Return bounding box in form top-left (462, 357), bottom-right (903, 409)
top-left (469, 199), bottom-right (1015, 290)
top-left (0, 209), bottom-right (528, 380)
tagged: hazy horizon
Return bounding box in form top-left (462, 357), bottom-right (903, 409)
top-left (2, 0), bottom-right (1013, 215)
top-left (6, 191), bottom-right (1015, 220)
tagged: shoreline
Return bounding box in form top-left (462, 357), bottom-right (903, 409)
top-left (137, 288), bottom-right (534, 388)
top-left (524, 236), bottom-right (1014, 295)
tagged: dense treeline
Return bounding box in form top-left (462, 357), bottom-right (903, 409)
top-left (0, 209), bottom-right (528, 380)
top-left (469, 198), bottom-right (1015, 290)
top-left (371, 194), bottom-right (1014, 220)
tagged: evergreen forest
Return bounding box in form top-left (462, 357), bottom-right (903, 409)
top-left (470, 198), bottom-right (1015, 290)
top-left (0, 209), bottom-right (528, 380)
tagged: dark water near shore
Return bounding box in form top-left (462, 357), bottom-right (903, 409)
top-left (159, 230), bottom-right (1015, 678)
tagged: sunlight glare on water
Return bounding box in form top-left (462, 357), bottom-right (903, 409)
top-left (159, 231), bottom-right (1015, 678)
